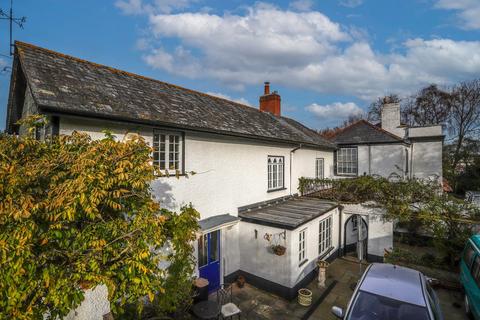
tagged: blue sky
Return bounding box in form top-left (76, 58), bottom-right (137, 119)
top-left (0, 0), bottom-right (479, 130)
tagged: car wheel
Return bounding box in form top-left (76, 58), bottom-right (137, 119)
top-left (465, 294), bottom-right (473, 319)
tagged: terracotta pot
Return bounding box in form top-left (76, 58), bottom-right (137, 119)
top-left (236, 275), bottom-right (246, 288)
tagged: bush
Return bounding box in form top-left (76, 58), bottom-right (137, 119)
top-left (0, 116), bottom-right (199, 319)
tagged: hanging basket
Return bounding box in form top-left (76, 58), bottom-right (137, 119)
top-left (298, 288), bottom-right (312, 306)
top-left (271, 245), bottom-right (286, 256)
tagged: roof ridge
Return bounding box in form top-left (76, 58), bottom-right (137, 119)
top-left (15, 41), bottom-right (260, 112)
top-left (328, 119), bottom-right (365, 139)
top-left (362, 119), bottom-right (404, 141)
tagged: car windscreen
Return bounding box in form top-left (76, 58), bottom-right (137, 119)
top-left (347, 290), bottom-right (430, 320)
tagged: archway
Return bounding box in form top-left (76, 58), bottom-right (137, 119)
top-left (343, 214), bottom-right (368, 260)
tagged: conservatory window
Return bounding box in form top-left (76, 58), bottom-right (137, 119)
top-left (268, 156), bottom-right (284, 191)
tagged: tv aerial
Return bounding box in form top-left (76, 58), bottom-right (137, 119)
top-left (0, 0), bottom-right (26, 56)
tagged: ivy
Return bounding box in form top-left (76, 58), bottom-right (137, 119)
top-left (0, 116), bottom-right (199, 319)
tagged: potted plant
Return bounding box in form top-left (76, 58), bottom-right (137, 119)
top-left (271, 244), bottom-right (286, 256)
top-left (236, 275), bottom-right (246, 288)
top-left (298, 288), bottom-right (312, 306)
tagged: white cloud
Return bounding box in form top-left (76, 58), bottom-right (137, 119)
top-left (435, 0), bottom-right (480, 30)
top-left (306, 102), bottom-right (364, 119)
top-left (136, 3), bottom-right (480, 101)
top-left (339, 0), bottom-right (363, 8)
top-left (115, 0), bottom-right (192, 15)
top-left (289, 0), bottom-right (314, 12)
top-left (206, 92), bottom-right (252, 106)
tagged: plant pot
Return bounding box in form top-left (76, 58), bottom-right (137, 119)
top-left (298, 288), bottom-right (312, 306)
top-left (271, 245), bottom-right (286, 256)
top-left (236, 275), bottom-right (246, 288)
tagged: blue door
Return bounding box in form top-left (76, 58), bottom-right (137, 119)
top-left (198, 230), bottom-right (220, 292)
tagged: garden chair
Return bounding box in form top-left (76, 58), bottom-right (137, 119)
top-left (216, 283), bottom-right (241, 319)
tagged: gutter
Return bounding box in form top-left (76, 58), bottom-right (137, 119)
top-left (289, 144), bottom-right (302, 195)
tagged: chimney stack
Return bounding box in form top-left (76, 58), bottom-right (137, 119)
top-left (259, 82), bottom-right (281, 117)
top-left (381, 103), bottom-right (405, 138)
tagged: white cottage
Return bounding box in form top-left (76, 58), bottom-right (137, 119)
top-left (7, 42), bottom-right (397, 301)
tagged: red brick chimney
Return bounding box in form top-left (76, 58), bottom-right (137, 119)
top-left (259, 82), bottom-right (281, 116)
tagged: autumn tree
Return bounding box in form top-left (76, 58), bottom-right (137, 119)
top-left (402, 84), bottom-right (450, 126)
top-left (0, 116), bottom-right (199, 319)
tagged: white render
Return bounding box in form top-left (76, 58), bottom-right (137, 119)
top-left (63, 285), bottom-right (110, 320)
top-left (339, 103), bottom-right (443, 182)
top-left (59, 116), bottom-right (335, 220)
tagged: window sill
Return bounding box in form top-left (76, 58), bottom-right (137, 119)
top-left (318, 246), bottom-right (334, 261)
top-left (267, 187), bottom-right (287, 193)
top-left (299, 259), bottom-right (309, 268)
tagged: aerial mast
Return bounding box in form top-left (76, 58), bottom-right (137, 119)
top-left (0, 0), bottom-right (26, 55)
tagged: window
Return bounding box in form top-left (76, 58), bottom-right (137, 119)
top-left (268, 156), bottom-right (284, 191)
top-left (319, 216), bottom-right (332, 255)
top-left (298, 228), bottom-right (307, 265)
top-left (153, 131), bottom-right (183, 174)
top-left (198, 234), bottom-right (208, 268)
top-left (315, 158), bottom-right (324, 179)
top-left (336, 147), bottom-right (358, 176)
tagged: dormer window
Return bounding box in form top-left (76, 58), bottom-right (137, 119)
top-left (267, 156), bottom-right (284, 191)
top-left (153, 130), bottom-right (183, 174)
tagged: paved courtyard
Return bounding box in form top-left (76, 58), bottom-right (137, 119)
top-left (206, 257), bottom-right (467, 319)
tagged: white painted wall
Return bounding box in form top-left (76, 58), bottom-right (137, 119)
top-left (238, 221), bottom-right (292, 287)
top-left (237, 208), bottom-right (340, 289)
top-left (289, 208), bottom-right (340, 287)
top-left (342, 203), bottom-right (393, 258)
top-left (411, 140), bottom-right (443, 181)
top-left (356, 145), bottom-right (407, 178)
top-left (59, 116), bottom-right (334, 220)
top-left (63, 285), bottom-right (110, 320)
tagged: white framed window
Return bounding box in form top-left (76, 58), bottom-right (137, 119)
top-left (315, 158), bottom-right (324, 179)
top-left (153, 131), bottom-right (183, 174)
top-left (336, 147), bottom-right (358, 176)
top-left (268, 156), bottom-right (284, 191)
top-left (319, 216), bottom-right (332, 255)
top-left (298, 228), bottom-right (307, 265)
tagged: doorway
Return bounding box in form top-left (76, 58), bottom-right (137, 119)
top-left (343, 214), bottom-right (368, 261)
top-left (198, 230), bottom-right (220, 292)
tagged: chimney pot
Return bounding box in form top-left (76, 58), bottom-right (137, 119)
top-left (264, 82), bottom-right (270, 95)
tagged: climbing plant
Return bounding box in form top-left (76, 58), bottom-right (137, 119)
top-left (299, 175), bottom-right (480, 266)
top-left (0, 116), bottom-right (199, 319)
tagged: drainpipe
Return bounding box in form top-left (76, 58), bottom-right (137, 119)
top-left (338, 205), bottom-right (344, 257)
top-left (289, 144), bottom-right (302, 196)
top-left (368, 145), bottom-right (371, 175)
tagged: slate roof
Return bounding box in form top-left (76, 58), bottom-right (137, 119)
top-left (13, 41), bottom-right (335, 149)
top-left (198, 214), bottom-right (239, 231)
top-left (238, 197), bottom-right (338, 230)
top-left (331, 120), bottom-right (405, 145)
